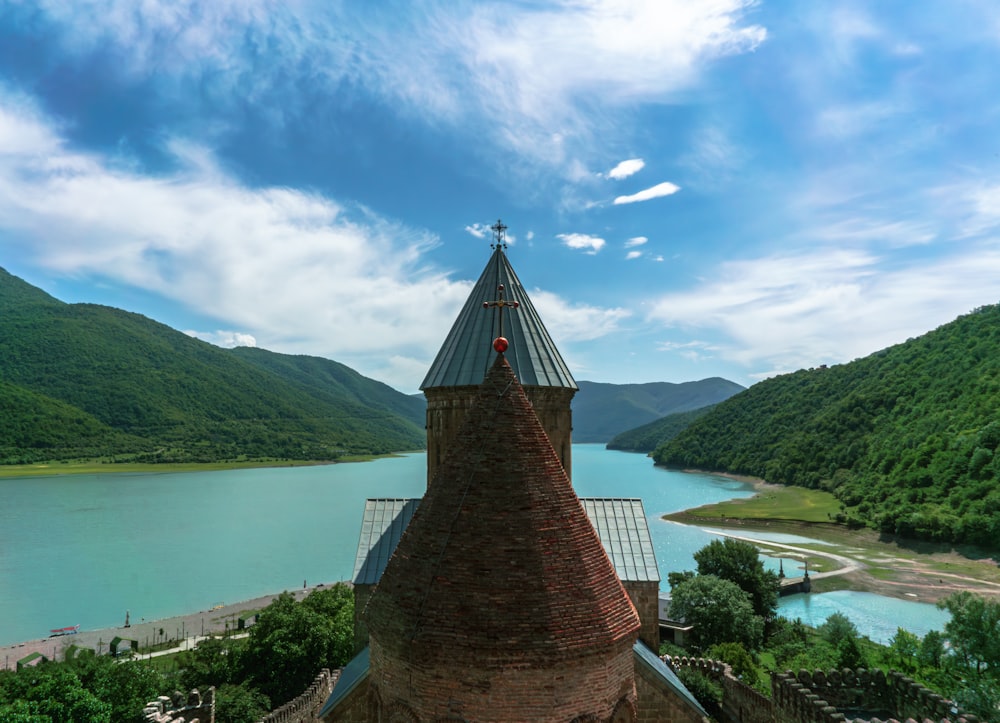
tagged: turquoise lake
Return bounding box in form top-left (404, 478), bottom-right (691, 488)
top-left (0, 445), bottom-right (949, 647)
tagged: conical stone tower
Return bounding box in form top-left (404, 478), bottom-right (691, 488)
top-left (366, 353), bottom-right (641, 722)
top-left (421, 224), bottom-right (577, 484)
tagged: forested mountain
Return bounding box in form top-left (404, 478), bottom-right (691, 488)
top-left (607, 404), bottom-right (718, 453)
top-left (571, 378), bottom-right (744, 442)
top-left (0, 268), bottom-right (424, 464)
top-left (654, 304), bottom-right (1000, 547)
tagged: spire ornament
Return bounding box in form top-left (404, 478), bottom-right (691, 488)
top-left (490, 219), bottom-right (508, 250)
top-left (483, 282), bottom-right (519, 353)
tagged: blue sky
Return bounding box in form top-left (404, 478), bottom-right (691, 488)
top-left (2, 1), bottom-right (1000, 393)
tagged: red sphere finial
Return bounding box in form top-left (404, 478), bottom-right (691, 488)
top-left (493, 336), bottom-right (509, 353)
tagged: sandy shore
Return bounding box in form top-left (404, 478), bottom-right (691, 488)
top-left (2, 582), bottom-right (344, 671)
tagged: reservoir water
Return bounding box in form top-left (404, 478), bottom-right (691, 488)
top-left (0, 445), bottom-right (948, 647)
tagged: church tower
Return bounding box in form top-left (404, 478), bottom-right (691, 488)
top-left (421, 221), bottom-right (577, 484)
top-left (367, 353), bottom-right (641, 722)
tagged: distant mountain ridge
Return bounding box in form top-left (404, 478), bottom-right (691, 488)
top-left (606, 404), bottom-right (720, 453)
top-left (571, 378), bottom-right (745, 443)
top-left (654, 304), bottom-right (1000, 548)
top-left (0, 267), bottom-right (425, 464)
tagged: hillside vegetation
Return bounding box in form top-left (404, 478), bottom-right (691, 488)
top-left (607, 404), bottom-right (718, 453)
top-left (0, 268), bottom-right (424, 464)
top-left (572, 378), bottom-right (744, 442)
top-left (654, 304), bottom-right (1000, 547)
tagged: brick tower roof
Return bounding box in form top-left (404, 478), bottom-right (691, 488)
top-left (367, 353), bottom-right (638, 666)
top-left (420, 245), bottom-right (577, 390)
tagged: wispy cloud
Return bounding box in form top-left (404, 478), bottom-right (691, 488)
top-left (530, 289), bottom-right (630, 342)
top-left (613, 182), bottom-right (681, 205)
top-left (625, 251), bottom-right (643, 260)
top-left (608, 158), bottom-right (645, 179)
top-left (557, 233), bottom-right (606, 254)
top-left (645, 246), bottom-right (1000, 376)
top-left (10, 1), bottom-right (766, 176)
top-left (625, 236), bottom-right (648, 247)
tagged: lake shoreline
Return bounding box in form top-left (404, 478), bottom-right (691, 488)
top-left (665, 472), bottom-right (1000, 605)
top-left (1, 582), bottom-right (347, 670)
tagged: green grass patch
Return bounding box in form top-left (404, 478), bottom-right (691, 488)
top-left (671, 484), bottom-right (841, 523)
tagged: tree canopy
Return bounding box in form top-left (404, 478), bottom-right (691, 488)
top-left (668, 574), bottom-right (764, 651)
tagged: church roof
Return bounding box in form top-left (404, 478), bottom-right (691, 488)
top-left (420, 246), bottom-right (577, 390)
top-left (582, 498), bottom-right (661, 583)
top-left (352, 498), bottom-right (420, 586)
top-left (367, 354), bottom-right (637, 665)
top-left (353, 497), bottom-right (658, 585)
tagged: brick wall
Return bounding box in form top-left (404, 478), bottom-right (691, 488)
top-left (369, 636), bottom-right (636, 722)
top-left (634, 658), bottom-right (708, 723)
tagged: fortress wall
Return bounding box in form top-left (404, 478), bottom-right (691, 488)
top-left (771, 668), bottom-right (978, 723)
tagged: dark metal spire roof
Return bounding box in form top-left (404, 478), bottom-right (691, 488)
top-left (421, 243), bottom-right (577, 390)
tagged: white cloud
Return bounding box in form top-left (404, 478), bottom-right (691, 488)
top-left (608, 158), bottom-right (645, 179)
top-left (625, 236), bottom-right (648, 247)
top-left (613, 181), bottom-right (681, 205)
top-left (557, 233), bottom-right (606, 254)
top-left (0, 96), bottom-right (473, 392)
top-left (16, 1), bottom-right (766, 174)
top-left (465, 223), bottom-right (488, 239)
top-left (645, 246), bottom-right (1000, 376)
top-left (186, 330), bottom-right (257, 348)
top-left (530, 289), bottom-right (630, 342)
top-left (625, 251), bottom-right (642, 260)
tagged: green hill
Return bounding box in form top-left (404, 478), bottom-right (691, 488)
top-left (653, 304), bottom-right (1000, 547)
top-left (0, 267), bottom-right (424, 464)
top-left (607, 404), bottom-right (718, 453)
top-left (572, 378), bottom-right (744, 443)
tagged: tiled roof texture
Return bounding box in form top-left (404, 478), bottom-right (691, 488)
top-left (367, 354), bottom-right (638, 666)
top-left (420, 247), bottom-right (577, 390)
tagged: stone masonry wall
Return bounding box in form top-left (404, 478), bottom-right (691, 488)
top-left (622, 580), bottom-right (660, 652)
top-left (257, 668), bottom-right (335, 723)
top-left (771, 668), bottom-right (979, 723)
top-left (424, 385), bottom-right (575, 484)
top-left (143, 687), bottom-right (215, 723)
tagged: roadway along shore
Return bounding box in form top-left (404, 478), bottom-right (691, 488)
top-left (1, 582), bottom-right (343, 671)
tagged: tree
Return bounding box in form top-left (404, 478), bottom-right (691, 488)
top-left (887, 627), bottom-right (920, 672)
top-left (214, 682), bottom-right (271, 723)
top-left (917, 629), bottom-right (945, 668)
top-left (693, 538), bottom-right (780, 622)
top-left (819, 612), bottom-right (859, 649)
top-left (668, 575), bottom-right (764, 651)
top-left (938, 591), bottom-right (1000, 674)
top-left (238, 584), bottom-right (354, 705)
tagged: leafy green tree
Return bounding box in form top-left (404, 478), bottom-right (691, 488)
top-left (938, 591), bottom-right (1000, 674)
top-left (669, 575), bottom-right (764, 651)
top-left (1, 664), bottom-right (111, 722)
top-left (177, 637), bottom-right (241, 692)
top-left (693, 538), bottom-right (780, 622)
top-left (917, 629), bottom-right (946, 668)
top-left (819, 612), bottom-right (859, 649)
top-left (214, 682), bottom-right (271, 723)
top-left (707, 642), bottom-right (761, 689)
top-left (238, 585), bottom-right (354, 705)
top-left (887, 627), bottom-right (920, 672)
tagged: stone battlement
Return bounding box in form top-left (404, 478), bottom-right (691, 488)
top-left (257, 668), bottom-right (337, 723)
top-left (771, 668), bottom-right (978, 723)
top-left (143, 687), bottom-right (215, 723)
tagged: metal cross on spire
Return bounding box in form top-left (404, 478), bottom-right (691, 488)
top-left (490, 219), bottom-right (508, 250)
top-left (482, 282), bottom-right (519, 353)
